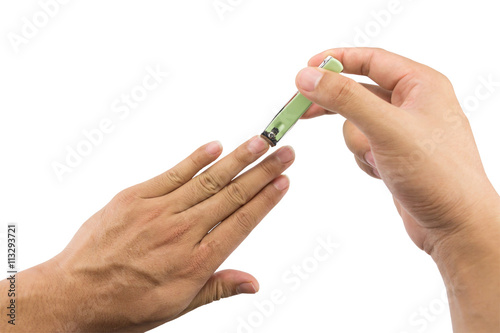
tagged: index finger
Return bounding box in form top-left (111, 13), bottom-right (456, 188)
top-left (308, 48), bottom-right (427, 91)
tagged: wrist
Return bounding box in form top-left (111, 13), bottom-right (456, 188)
top-left (430, 193), bottom-right (500, 332)
top-left (0, 259), bottom-right (70, 332)
top-left (431, 193), bottom-right (500, 274)
top-left (20, 258), bottom-right (83, 332)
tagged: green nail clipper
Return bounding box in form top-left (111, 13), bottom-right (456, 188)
top-left (261, 56), bottom-right (343, 146)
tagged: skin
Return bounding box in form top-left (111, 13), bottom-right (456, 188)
top-left (0, 136), bottom-right (295, 332)
top-left (296, 47), bottom-right (500, 332)
top-left (1, 47), bottom-right (498, 332)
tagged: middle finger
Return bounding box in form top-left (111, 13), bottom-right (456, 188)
top-left (186, 145), bottom-right (295, 236)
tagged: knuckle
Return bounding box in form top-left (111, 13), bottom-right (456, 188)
top-left (435, 70), bottom-right (449, 81)
top-left (437, 72), bottom-right (453, 87)
top-left (206, 277), bottom-right (232, 303)
top-left (413, 65), bottom-right (450, 88)
top-left (190, 240), bottom-right (219, 272)
top-left (233, 210), bottom-right (256, 235)
top-left (333, 77), bottom-right (357, 109)
top-left (189, 152), bottom-right (205, 170)
top-left (225, 182), bottom-right (249, 206)
top-left (140, 205), bottom-right (164, 223)
top-left (163, 221), bottom-right (192, 244)
top-left (372, 47), bottom-right (386, 52)
top-left (233, 149), bottom-right (249, 165)
top-left (261, 188), bottom-right (278, 206)
top-left (112, 188), bottom-right (139, 207)
top-left (342, 120), bottom-right (356, 142)
top-left (259, 159), bottom-right (277, 177)
top-left (421, 67), bottom-right (448, 85)
top-left (164, 169), bottom-right (184, 187)
top-left (198, 172), bottom-right (222, 195)
top-left (212, 281), bottom-right (227, 302)
top-left (198, 239), bottom-right (219, 256)
top-left (342, 119), bottom-right (350, 133)
top-left (343, 122), bottom-right (362, 151)
top-left (369, 47), bottom-right (387, 60)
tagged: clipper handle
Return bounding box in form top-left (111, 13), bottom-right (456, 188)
top-left (261, 56), bottom-right (343, 146)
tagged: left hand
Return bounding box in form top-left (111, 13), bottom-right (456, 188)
top-left (4, 136), bottom-right (294, 332)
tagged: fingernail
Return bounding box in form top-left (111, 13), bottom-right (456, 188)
top-left (206, 141), bottom-right (222, 155)
top-left (364, 150), bottom-right (376, 168)
top-left (297, 67), bottom-right (323, 92)
top-left (373, 168), bottom-right (381, 178)
top-left (275, 146), bottom-right (295, 164)
top-left (248, 136), bottom-right (269, 154)
top-left (237, 282), bottom-right (257, 294)
top-left (273, 175), bottom-right (290, 191)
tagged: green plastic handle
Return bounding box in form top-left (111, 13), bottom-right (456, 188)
top-left (261, 56), bottom-right (343, 146)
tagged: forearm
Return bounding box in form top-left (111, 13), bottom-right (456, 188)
top-left (432, 194), bottom-right (500, 332)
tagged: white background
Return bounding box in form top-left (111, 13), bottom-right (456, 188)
top-left (1, 0), bottom-right (499, 332)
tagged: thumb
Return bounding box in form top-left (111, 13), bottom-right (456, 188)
top-left (180, 270), bottom-right (259, 316)
top-left (296, 67), bottom-right (404, 140)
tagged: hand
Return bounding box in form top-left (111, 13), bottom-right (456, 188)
top-left (296, 47), bottom-right (500, 332)
top-left (4, 136), bottom-right (295, 332)
top-left (297, 47), bottom-right (499, 253)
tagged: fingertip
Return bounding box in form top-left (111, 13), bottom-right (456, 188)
top-left (272, 174), bottom-right (290, 192)
top-left (275, 146), bottom-right (295, 164)
top-left (237, 281), bottom-right (258, 294)
top-left (307, 52), bottom-right (327, 66)
top-left (205, 140), bottom-right (223, 156)
top-left (354, 155), bottom-right (381, 180)
top-left (238, 272), bottom-right (260, 294)
top-left (364, 150), bottom-right (376, 168)
top-left (301, 104), bottom-right (336, 119)
top-left (248, 135), bottom-right (269, 154)
top-left (252, 278), bottom-right (260, 292)
top-left (296, 67), bottom-right (324, 93)
top-left (216, 270), bottom-right (259, 294)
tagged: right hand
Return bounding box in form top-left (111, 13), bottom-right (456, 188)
top-left (296, 47), bottom-right (500, 255)
top-left (295, 48), bottom-right (500, 332)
